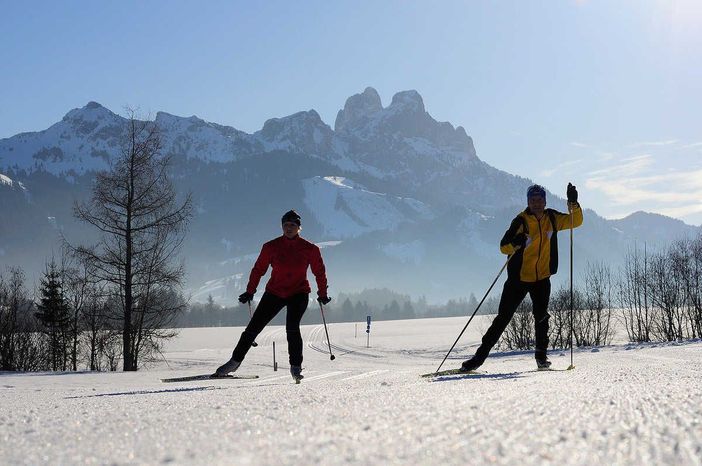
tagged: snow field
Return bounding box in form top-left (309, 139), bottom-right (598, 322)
top-left (1, 316), bottom-right (701, 465)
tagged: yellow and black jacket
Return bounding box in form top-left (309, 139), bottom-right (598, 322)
top-left (500, 203), bottom-right (583, 282)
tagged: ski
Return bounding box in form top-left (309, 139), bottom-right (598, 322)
top-left (421, 368), bottom-right (486, 378)
top-left (161, 374), bottom-right (259, 383)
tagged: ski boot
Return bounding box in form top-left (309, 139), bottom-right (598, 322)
top-left (536, 358), bottom-right (552, 371)
top-left (460, 357), bottom-right (483, 373)
top-left (290, 365), bottom-right (304, 384)
top-left (214, 358), bottom-right (241, 377)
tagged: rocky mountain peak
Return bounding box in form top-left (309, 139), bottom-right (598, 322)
top-left (257, 110), bottom-right (333, 155)
top-left (154, 112), bottom-right (208, 130)
top-left (388, 90), bottom-right (425, 114)
top-left (334, 87), bottom-right (383, 132)
top-left (260, 110), bottom-right (327, 135)
top-left (62, 101), bottom-right (117, 123)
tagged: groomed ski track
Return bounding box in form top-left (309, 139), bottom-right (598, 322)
top-left (1, 316), bottom-right (700, 465)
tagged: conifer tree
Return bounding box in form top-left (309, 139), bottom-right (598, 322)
top-left (35, 260), bottom-right (71, 371)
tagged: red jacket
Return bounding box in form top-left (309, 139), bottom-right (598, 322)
top-left (246, 235), bottom-right (328, 299)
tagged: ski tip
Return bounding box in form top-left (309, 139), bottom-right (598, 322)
top-left (567, 365), bottom-right (576, 371)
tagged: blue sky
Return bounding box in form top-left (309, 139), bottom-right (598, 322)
top-left (2, 0), bottom-right (701, 225)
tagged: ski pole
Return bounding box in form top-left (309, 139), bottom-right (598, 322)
top-left (435, 251), bottom-right (517, 374)
top-left (567, 204), bottom-right (575, 370)
top-left (249, 301), bottom-right (258, 347)
top-left (319, 302), bottom-right (336, 360)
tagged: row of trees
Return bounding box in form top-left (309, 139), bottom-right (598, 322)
top-left (0, 268), bottom-right (44, 371)
top-left (0, 264), bottom-right (121, 372)
top-left (498, 234), bottom-right (702, 351)
top-left (620, 238), bottom-right (702, 342)
top-left (11, 231), bottom-right (697, 370)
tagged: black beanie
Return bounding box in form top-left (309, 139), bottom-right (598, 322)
top-left (527, 184), bottom-right (546, 199)
top-left (281, 210), bottom-right (301, 226)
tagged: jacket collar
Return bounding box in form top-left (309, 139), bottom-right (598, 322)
top-left (524, 207), bottom-right (546, 221)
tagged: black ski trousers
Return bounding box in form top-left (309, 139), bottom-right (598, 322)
top-left (231, 292), bottom-right (309, 366)
top-left (474, 277), bottom-right (551, 362)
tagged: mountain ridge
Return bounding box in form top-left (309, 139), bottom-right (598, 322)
top-left (1, 88), bottom-right (699, 304)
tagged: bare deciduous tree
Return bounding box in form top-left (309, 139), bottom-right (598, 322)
top-left (0, 267), bottom-right (45, 371)
top-left (618, 244), bottom-right (653, 342)
top-left (548, 286), bottom-right (571, 350)
top-left (71, 111), bottom-right (192, 371)
top-left (672, 236), bottom-right (702, 338)
top-left (59, 248), bottom-right (93, 371)
top-left (583, 261), bottom-right (615, 346)
top-left (687, 235), bottom-right (702, 337)
top-left (648, 249), bottom-right (687, 341)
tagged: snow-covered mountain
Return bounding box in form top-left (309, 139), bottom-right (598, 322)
top-left (609, 211), bottom-right (700, 247)
top-left (302, 176), bottom-right (432, 239)
top-left (1, 89), bottom-right (698, 304)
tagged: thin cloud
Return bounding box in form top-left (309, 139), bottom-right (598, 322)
top-left (587, 154), bottom-right (653, 178)
top-left (579, 142), bottom-right (701, 225)
top-left (569, 142), bottom-right (589, 148)
top-left (541, 159), bottom-right (583, 177)
top-left (586, 168), bottom-right (702, 206)
top-left (627, 139), bottom-right (679, 148)
top-left (597, 152), bottom-right (616, 161)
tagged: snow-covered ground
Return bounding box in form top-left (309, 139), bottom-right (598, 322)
top-left (1, 316), bottom-right (701, 465)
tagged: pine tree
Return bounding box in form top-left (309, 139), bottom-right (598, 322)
top-left (35, 260), bottom-right (71, 371)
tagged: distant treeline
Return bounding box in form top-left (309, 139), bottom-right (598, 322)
top-left (175, 288), bottom-right (494, 328)
top-left (179, 232), bottom-right (702, 351)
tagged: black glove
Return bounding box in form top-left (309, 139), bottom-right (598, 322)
top-left (510, 233), bottom-right (527, 248)
top-left (317, 296), bottom-right (332, 305)
top-left (238, 292), bottom-right (254, 304)
top-left (567, 183), bottom-right (578, 203)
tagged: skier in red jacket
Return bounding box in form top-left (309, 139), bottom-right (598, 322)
top-left (214, 210), bottom-right (330, 381)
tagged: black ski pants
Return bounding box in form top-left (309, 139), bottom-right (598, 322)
top-left (474, 277), bottom-right (551, 362)
top-left (231, 292), bottom-right (309, 366)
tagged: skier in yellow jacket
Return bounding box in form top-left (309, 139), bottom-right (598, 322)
top-left (462, 183), bottom-right (583, 371)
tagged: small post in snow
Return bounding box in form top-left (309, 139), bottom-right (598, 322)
top-left (273, 341), bottom-right (277, 371)
top-left (366, 315), bottom-right (371, 348)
